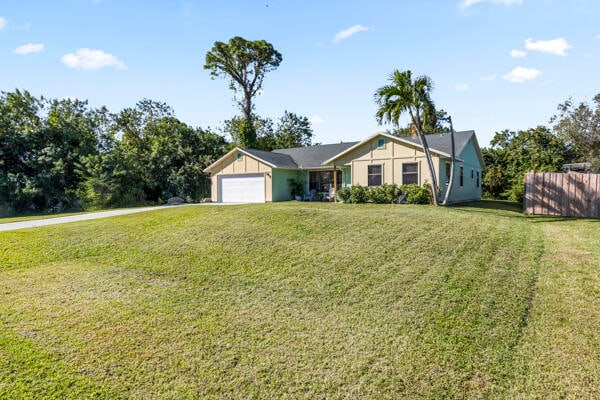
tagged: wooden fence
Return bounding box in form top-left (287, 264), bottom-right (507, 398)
top-left (524, 172), bottom-right (600, 217)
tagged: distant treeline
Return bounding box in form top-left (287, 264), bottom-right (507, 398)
top-left (482, 93), bottom-right (600, 202)
top-left (1, 87), bottom-right (598, 214)
top-left (0, 90), bottom-right (227, 214)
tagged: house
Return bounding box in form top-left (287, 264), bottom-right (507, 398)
top-left (203, 130), bottom-right (485, 204)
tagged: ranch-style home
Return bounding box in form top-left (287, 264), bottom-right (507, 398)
top-left (203, 130), bottom-right (485, 204)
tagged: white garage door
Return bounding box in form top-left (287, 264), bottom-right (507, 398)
top-left (219, 174), bottom-right (265, 203)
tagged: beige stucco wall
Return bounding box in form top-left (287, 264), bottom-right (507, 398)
top-left (209, 151), bottom-right (273, 202)
top-left (332, 136), bottom-right (441, 186)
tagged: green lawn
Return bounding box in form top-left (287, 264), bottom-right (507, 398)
top-left (0, 202), bottom-right (598, 399)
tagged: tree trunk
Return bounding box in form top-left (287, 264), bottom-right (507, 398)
top-left (442, 117), bottom-right (456, 206)
top-left (411, 110), bottom-right (439, 205)
top-left (243, 89), bottom-right (253, 123)
top-left (240, 89), bottom-right (256, 148)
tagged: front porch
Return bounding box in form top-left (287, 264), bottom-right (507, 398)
top-left (301, 166), bottom-right (350, 201)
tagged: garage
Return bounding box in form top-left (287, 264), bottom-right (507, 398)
top-left (219, 174), bottom-right (265, 203)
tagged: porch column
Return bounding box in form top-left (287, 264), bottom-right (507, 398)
top-left (333, 164), bottom-right (337, 203)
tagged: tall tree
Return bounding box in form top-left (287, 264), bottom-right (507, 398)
top-left (273, 111), bottom-right (313, 149)
top-left (204, 36), bottom-right (282, 148)
top-left (374, 70), bottom-right (440, 205)
top-left (222, 115), bottom-right (274, 150)
top-left (482, 126), bottom-right (574, 201)
top-left (552, 94), bottom-right (600, 171)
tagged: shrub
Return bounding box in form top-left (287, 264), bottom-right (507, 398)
top-left (366, 183), bottom-right (400, 204)
top-left (336, 187), bottom-right (351, 203)
top-left (400, 184), bottom-right (432, 204)
top-left (347, 185), bottom-right (367, 204)
top-left (504, 183), bottom-right (525, 203)
top-left (338, 183), bottom-right (431, 204)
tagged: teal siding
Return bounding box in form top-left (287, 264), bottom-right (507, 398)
top-left (271, 169), bottom-right (303, 201)
top-left (439, 137), bottom-right (483, 203)
top-left (299, 170), bottom-right (309, 195)
top-left (342, 166), bottom-right (352, 187)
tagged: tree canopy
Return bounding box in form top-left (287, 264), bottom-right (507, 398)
top-left (204, 37), bottom-right (282, 148)
top-left (222, 111), bottom-right (313, 151)
top-left (552, 93), bottom-right (600, 171)
top-left (482, 126), bottom-right (574, 201)
top-left (0, 91), bottom-right (227, 214)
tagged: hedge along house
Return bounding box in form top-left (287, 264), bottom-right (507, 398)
top-left (203, 130), bottom-right (484, 204)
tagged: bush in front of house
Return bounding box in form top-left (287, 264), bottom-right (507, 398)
top-left (338, 183), bottom-right (432, 204)
top-left (336, 187), bottom-right (352, 203)
top-left (400, 184), bottom-right (432, 204)
top-left (337, 185), bottom-right (369, 204)
top-left (366, 183), bottom-right (400, 204)
top-left (348, 185), bottom-right (367, 204)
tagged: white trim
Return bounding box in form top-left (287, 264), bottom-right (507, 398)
top-left (323, 131), bottom-right (455, 165)
top-left (367, 163), bottom-right (383, 186)
top-left (401, 161), bottom-right (419, 185)
top-left (204, 147), bottom-right (278, 173)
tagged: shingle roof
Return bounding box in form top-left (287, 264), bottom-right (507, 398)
top-left (272, 142), bottom-right (359, 168)
top-left (402, 130), bottom-right (475, 156)
top-left (241, 148), bottom-right (299, 169)
top-left (205, 131), bottom-right (480, 173)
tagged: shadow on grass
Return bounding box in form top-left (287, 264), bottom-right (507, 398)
top-left (526, 215), bottom-right (600, 223)
top-left (449, 200), bottom-right (525, 218)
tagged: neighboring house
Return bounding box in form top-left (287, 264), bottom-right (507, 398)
top-left (203, 130), bottom-right (485, 204)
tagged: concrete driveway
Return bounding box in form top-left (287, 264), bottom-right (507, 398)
top-left (0, 203), bottom-right (238, 232)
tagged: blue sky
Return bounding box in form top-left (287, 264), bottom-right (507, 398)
top-left (1, 0), bottom-right (599, 147)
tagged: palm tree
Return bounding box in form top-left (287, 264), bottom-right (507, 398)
top-left (374, 70), bottom-right (440, 205)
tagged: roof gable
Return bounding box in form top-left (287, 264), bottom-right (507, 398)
top-left (203, 147), bottom-right (297, 172)
top-left (401, 130), bottom-right (474, 158)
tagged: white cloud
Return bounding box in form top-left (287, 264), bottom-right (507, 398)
top-left (309, 115), bottom-right (325, 125)
top-left (502, 66), bottom-right (541, 83)
top-left (455, 83), bottom-right (469, 92)
top-left (61, 48), bottom-right (126, 70)
top-left (0, 17), bottom-right (6, 30)
top-left (14, 43), bottom-right (44, 55)
top-left (460, 0), bottom-right (522, 10)
top-left (333, 25), bottom-right (369, 43)
top-left (510, 49), bottom-right (527, 58)
top-left (479, 74), bottom-right (497, 81)
top-left (525, 38), bottom-right (571, 56)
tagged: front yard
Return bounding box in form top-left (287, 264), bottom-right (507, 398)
top-left (0, 202), bottom-right (598, 399)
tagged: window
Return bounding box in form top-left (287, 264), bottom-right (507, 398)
top-left (376, 137), bottom-right (386, 149)
top-left (445, 162), bottom-right (451, 186)
top-left (368, 164), bottom-right (382, 186)
top-left (236, 152), bottom-right (243, 161)
top-left (309, 170), bottom-right (342, 192)
top-left (459, 166), bottom-right (464, 187)
top-left (476, 171), bottom-right (480, 188)
top-left (402, 163), bottom-right (419, 185)
top-left (471, 169), bottom-right (474, 179)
